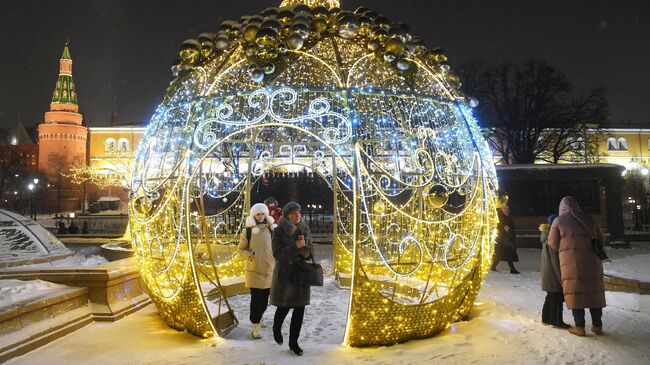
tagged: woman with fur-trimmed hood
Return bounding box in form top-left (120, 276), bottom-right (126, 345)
top-left (548, 196), bottom-right (606, 337)
top-left (270, 201), bottom-right (313, 356)
top-left (239, 203), bottom-right (276, 339)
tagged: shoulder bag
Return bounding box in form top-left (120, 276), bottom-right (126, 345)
top-left (290, 255), bottom-right (324, 286)
top-left (570, 213), bottom-right (609, 262)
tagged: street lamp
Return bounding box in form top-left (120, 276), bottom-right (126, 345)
top-left (27, 183), bottom-right (35, 220)
top-left (33, 178), bottom-right (39, 221)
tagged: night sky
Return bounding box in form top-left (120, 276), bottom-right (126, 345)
top-left (0, 0), bottom-right (648, 131)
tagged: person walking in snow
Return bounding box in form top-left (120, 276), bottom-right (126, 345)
top-left (270, 202), bottom-right (313, 356)
top-left (264, 196), bottom-right (282, 224)
top-left (239, 203), bottom-right (276, 339)
top-left (548, 196), bottom-right (606, 336)
top-left (491, 203), bottom-right (520, 274)
top-left (540, 213), bottom-right (569, 328)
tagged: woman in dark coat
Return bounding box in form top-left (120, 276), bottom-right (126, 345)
top-left (540, 214), bottom-right (569, 328)
top-left (491, 204), bottom-right (520, 274)
top-left (270, 202), bottom-right (313, 356)
top-left (548, 196), bottom-right (606, 337)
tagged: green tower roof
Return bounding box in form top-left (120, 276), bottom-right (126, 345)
top-left (61, 44), bottom-right (71, 60)
top-left (51, 44), bottom-right (77, 106)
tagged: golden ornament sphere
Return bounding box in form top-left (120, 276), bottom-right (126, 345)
top-left (385, 38), bottom-right (405, 57)
top-left (426, 191), bottom-right (448, 208)
top-left (313, 18), bottom-right (328, 33)
top-left (243, 24), bottom-right (260, 42)
top-left (179, 48), bottom-right (200, 65)
top-left (256, 27), bottom-right (279, 47)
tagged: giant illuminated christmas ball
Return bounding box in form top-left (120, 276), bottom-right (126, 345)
top-left (130, 0), bottom-right (498, 346)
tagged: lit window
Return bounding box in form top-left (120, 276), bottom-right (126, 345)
top-left (105, 138), bottom-right (116, 152)
top-left (117, 138), bottom-right (130, 152)
top-left (607, 138), bottom-right (617, 151)
top-left (618, 137), bottom-right (628, 151)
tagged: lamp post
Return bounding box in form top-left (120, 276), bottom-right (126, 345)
top-left (27, 183), bottom-right (35, 220)
top-left (33, 178), bottom-right (39, 221)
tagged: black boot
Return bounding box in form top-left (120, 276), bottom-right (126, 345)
top-left (273, 307), bottom-right (290, 345)
top-left (542, 294), bottom-right (552, 325)
top-left (289, 307), bottom-right (305, 356)
top-left (289, 343), bottom-right (303, 356)
top-left (555, 302), bottom-right (570, 329)
top-left (273, 327), bottom-right (283, 345)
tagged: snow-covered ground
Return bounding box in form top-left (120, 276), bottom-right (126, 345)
top-left (5, 246), bottom-right (650, 365)
top-left (10, 253), bottom-right (108, 270)
top-left (5, 253), bottom-right (108, 270)
top-left (0, 279), bottom-right (69, 311)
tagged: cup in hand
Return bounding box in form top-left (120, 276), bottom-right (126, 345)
top-left (296, 234), bottom-right (305, 248)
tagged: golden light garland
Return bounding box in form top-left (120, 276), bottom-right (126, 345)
top-left (130, 0), bottom-right (498, 346)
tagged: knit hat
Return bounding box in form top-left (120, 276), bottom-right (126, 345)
top-left (246, 203), bottom-right (275, 232)
top-left (547, 214), bottom-right (558, 225)
top-left (264, 196), bottom-right (279, 206)
top-left (282, 201), bottom-right (302, 217)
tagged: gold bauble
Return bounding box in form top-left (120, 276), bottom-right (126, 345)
top-left (426, 191), bottom-right (448, 209)
top-left (255, 28), bottom-right (279, 48)
top-left (133, 196), bottom-right (152, 214)
top-left (179, 47), bottom-right (200, 65)
top-left (385, 38), bottom-right (405, 57)
top-left (313, 18), bottom-right (328, 33)
top-left (243, 24), bottom-right (260, 42)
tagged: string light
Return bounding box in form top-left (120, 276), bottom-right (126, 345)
top-left (130, 0), bottom-right (498, 347)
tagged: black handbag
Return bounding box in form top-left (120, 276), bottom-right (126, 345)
top-left (571, 213), bottom-right (609, 262)
top-left (291, 256), bottom-right (324, 286)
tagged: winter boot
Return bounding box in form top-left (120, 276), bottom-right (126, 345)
top-left (289, 342), bottom-right (304, 356)
top-left (591, 326), bottom-right (603, 335)
top-left (555, 302), bottom-right (570, 329)
top-left (251, 323), bottom-right (261, 339)
top-left (568, 326), bottom-right (586, 336)
top-left (273, 326), bottom-right (283, 345)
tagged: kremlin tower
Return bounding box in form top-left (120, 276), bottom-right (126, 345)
top-left (38, 43), bottom-right (88, 212)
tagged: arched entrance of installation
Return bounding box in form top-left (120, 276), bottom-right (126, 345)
top-left (183, 123), bottom-right (355, 339)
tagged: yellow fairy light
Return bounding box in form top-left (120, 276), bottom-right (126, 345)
top-left (130, 0), bottom-right (498, 347)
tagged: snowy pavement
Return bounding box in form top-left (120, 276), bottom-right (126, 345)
top-left (5, 246), bottom-right (650, 365)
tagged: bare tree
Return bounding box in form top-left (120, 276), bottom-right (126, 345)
top-left (0, 146), bottom-right (26, 196)
top-left (459, 60), bottom-right (608, 164)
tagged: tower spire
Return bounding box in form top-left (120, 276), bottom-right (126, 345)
top-left (50, 42), bottom-right (78, 110)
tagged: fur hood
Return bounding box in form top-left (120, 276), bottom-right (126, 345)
top-left (246, 203), bottom-right (276, 233)
top-left (277, 216), bottom-right (310, 235)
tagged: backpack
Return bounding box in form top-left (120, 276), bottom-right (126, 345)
top-left (246, 226), bottom-right (273, 246)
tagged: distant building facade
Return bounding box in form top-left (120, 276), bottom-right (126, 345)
top-left (86, 126), bottom-right (145, 209)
